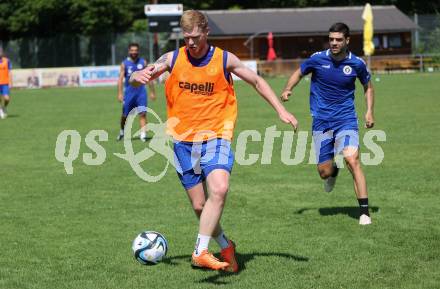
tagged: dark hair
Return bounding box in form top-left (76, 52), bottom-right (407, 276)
top-left (329, 22), bottom-right (350, 38)
top-left (128, 42), bottom-right (140, 49)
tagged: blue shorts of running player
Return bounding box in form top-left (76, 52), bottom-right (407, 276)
top-left (173, 138), bottom-right (234, 190)
top-left (122, 88), bottom-right (147, 117)
top-left (0, 84), bottom-right (10, 96)
top-left (312, 118), bottom-right (359, 164)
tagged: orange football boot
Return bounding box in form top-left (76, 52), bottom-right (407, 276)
top-left (191, 250), bottom-right (229, 271)
top-left (220, 240), bottom-right (239, 272)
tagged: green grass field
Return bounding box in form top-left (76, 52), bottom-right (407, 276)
top-left (1, 73), bottom-right (439, 289)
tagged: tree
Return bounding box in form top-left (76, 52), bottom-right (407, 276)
top-left (0, 0), bottom-right (147, 66)
top-left (1, 0), bottom-right (437, 42)
top-left (158, 0), bottom-right (439, 14)
top-left (420, 14), bottom-right (440, 54)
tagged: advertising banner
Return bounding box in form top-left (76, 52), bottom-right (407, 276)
top-left (11, 69), bottom-right (42, 88)
top-left (10, 61), bottom-right (259, 89)
top-left (40, 67), bottom-right (80, 87)
top-left (80, 66), bottom-right (120, 87)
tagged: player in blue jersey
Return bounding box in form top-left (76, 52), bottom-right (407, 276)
top-left (281, 23), bottom-right (375, 225)
top-left (117, 43), bottom-right (156, 141)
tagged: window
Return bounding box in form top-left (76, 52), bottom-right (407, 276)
top-left (389, 34), bottom-right (402, 48)
top-left (373, 36), bottom-right (381, 49)
top-left (382, 35), bottom-right (388, 49)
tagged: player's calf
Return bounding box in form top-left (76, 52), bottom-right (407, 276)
top-left (344, 152), bottom-right (371, 224)
top-left (117, 115), bottom-right (127, 141)
top-left (0, 95), bottom-right (8, 119)
top-left (3, 95), bottom-right (9, 106)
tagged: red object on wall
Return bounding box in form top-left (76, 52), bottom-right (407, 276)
top-left (267, 32), bottom-right (277, 61)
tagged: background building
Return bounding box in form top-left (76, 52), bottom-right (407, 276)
top-left (206, 6), bottom-right (418, 59)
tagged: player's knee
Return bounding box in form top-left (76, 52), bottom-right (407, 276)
top-left (209, 183), bottom-right (229, 204)
top-left (317, 160), bottom-right (335, 179)
top-left (192, 201), bottom-right (205, 217)
top-left (345, 157), bottom-right (360, 171)
top-left (345, 154), bottom-right (359, 166)
top-left (318, 168), bottom-right (332, 179)
top-left (317, 165), bottom-right (333, 179)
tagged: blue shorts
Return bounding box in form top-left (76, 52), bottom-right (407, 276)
top-left (0, 84), bottom-right (10, 96)
top-left (312, 118), bottom-right (359, 164)
top-left (123, 91), bottom-right (147, 117)
top-left (173, 138), bottom-right (234, 190)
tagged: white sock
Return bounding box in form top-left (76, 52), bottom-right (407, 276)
top-left (119, 129), bottom-right (124, 136)
top-left (140, 131), bottom-right (146, 139)
top-left (214, 231), bottom-right (230, 249)
top-left (194, 234), bottom-right (210, 256)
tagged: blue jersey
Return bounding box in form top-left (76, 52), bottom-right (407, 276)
top-left (300, 49), bottom-right (371, 120)
top-left (123, 57), bottom-right (147, 95)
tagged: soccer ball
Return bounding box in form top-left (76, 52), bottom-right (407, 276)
top-left (132, 231), bottom-right (168, 265)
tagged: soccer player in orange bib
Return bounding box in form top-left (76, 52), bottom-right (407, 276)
top-left (130, 10), bottom-right (298, 272)
top-left (0, 51), bottom-right (12, 119)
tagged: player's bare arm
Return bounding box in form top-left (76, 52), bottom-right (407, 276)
top-left (144, 59), bottom-right (157, 100)
top-left (129, 52), bottom-right (173, 87)
top-left (117, 63), bottom-right (125, 102)
top-left (281, 68), bottom-right (303, 102)
top-left (148, 83), bottom-right (157, 100)
top-left (226, 52), bottom-right (298, 130)
top-left (364, 81), bottom-right (375, 128)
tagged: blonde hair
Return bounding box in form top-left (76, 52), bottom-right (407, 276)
top-left (180, 10), bottom-right (208, 31)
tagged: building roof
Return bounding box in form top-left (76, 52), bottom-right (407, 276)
top-left (204, 6), bottom-right (417, 36)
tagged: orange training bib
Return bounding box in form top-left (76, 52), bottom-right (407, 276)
top-left (165, 47), bottom-right (237, 142)
top-left (0, 57), bottom-right (10, 85)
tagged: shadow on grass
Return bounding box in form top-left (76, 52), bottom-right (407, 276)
top-left (2, 114), bottom-right (19, 118)
top-left (295, 206), bottom-right (380, 220)
top-left (163, 251), bottom-right (309, 285)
